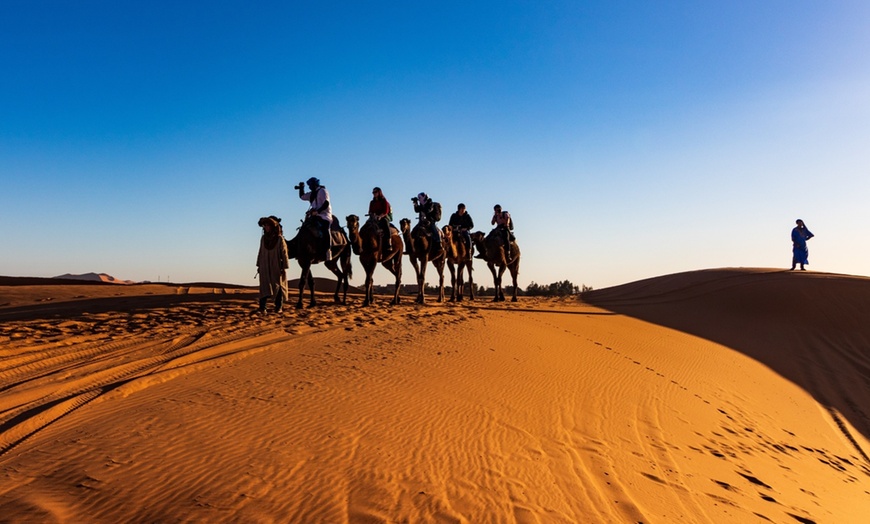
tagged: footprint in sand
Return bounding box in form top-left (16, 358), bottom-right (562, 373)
top-left (736, 471), bottom-right (773, 490)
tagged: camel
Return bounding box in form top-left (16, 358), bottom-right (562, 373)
top-left (441, 225), bottom-right (474, 302)
top-left (471, 229), bottom-right (520, 302)
top-left (286, 216), bottom-right (353, 308)
top-left (345, 214), bottom-right (403, 306)
top-left (399, 218), bottom-right (446, 304)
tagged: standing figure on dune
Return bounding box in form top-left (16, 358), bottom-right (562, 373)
top-left (297, 177), bottom-right (333, 261)
top-left (790, 219), bottom-right (814, 271)
top-left (256, 216), bottom-right (289, 313)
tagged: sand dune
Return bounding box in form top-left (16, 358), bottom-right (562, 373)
top-left (51, 273), bottom-right (135, 285)
top-left (1, 269), bottom-right (869, 522)
top-left (584, 267), bottom-right (870, 447)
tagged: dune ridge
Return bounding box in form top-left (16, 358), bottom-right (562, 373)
top-left (1, 269), bottom-right (869, 522)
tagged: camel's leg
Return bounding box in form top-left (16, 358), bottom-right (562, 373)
top-left (510, 260), bottom-right (520, 302)
top-left (363, 270), bottom-right (373, 306)
top-left (466, 261), bottom-right (475, 301)
top-left (436, 259), bottom-right (445, 303)
top-left (363, 259), bottom-right (375, 306)
top-left (386, 257), bottom-right (402, 305)
top-left (456, 262), bottom-right (466, 302)
top-left (296, 264), bottom-right (308, 309)
top-left (341, 251), bottom-right (352, 304)
top-left (487, 263), bottom-right (499, 302)
top-left (416, 256), bottom-right (428, 304)
top-left (499, 265), bottom-right (508, 301)
top-left (406, 253), bottom-right (419, 303)
top-left (307, 270), bottom-right (317, 307)
top-left (495, 264), bottom-right (507, 302)
top-left (324, 260), bottom-right (341, 304)
top-left (447, 261), bottom-right (457, 302)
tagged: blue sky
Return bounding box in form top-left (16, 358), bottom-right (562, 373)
top-left (2, 1), bottom-right (869, 289)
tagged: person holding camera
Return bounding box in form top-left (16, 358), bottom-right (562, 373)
top-left (296, 177), bottom-right (333, 260)
top-left (412, 192), bottom-right (442, 246)
top-left (479, 204), bottom-right (513, 259)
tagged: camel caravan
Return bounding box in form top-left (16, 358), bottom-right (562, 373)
top-left (256, 179), bottom-right (520, 311)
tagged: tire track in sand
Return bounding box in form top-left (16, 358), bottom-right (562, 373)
top-left (0, 295), bottom-right (480, 457)
top-left (0, 296), bottom-right (304, 456)
top-left (0, 325), bottom-right (295, 455)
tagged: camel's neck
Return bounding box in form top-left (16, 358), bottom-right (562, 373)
top-left (361, 228), bottom-right (379, 253)
top-left (348, 227), bottom-right (362, 255)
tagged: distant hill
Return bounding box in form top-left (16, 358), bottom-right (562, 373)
top-left (53, 272), bottom-right (135, 285)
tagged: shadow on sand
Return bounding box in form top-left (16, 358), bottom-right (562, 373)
top-left (584, 267), bottom-right (870, 455)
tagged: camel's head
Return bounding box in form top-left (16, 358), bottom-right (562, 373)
top-left (470, 231), bottom-right (485, 244)
top-left (346, 214), bottom-right (359, 232)
top-left (442, 225), bottom-right (453, 239)
top-left (399, 218), bottom-right (411, 233)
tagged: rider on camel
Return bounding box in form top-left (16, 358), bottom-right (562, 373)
top-left (412, 192), bottom-right (442, 252)
top-left (477, 204), bottom-right (514, 259)
top-left (448, 203), bottom-right (474, 256)
top-left (368, 187), bottom-right (393, 257)
top-left (297, 177), bottom-right (332, 261)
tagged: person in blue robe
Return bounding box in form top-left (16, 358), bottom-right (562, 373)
top-left (791, 219), bottom-right (814, 270)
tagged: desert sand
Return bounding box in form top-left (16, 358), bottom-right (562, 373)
top-left (1, 268), bottom-right (869, 523)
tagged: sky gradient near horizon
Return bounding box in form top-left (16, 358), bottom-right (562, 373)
top-left (2, 1), bottom-right (869, 289)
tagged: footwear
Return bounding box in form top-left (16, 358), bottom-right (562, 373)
top-left (275, 307), bottom-right (283, 314)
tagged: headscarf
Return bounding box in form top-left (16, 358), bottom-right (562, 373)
top-left (258, 216), bottom-right (283, 248)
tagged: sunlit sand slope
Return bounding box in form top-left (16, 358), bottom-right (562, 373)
top-left (585, 267), bottom-right (870, 446)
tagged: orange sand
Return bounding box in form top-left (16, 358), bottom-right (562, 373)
top-left (1, 268), bottom-right (868, 522)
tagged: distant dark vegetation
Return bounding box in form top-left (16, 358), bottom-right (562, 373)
top-left (370, 279), bottom-right (591, 298)
top-left (523, 280), bottom-right (593, 296)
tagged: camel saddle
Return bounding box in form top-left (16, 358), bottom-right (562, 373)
top-left (330, 229), bottom-right (347, 247)
top-left (329, 216), bottom-right (348, 247)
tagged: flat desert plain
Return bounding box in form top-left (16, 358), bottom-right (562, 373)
top-left (1, 268), bottom-right (869, 523)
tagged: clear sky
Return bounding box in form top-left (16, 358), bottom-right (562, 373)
top-left (2, 1), bottom-right (869, 289)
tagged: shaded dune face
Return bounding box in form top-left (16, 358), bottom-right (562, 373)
top-left (585, 267), bottom-right (870, 447)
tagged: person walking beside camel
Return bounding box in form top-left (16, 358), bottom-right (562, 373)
top-left (790, 219), bottom-right (814, 271)
top-left (256, 216), bottom-right (289, 313)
